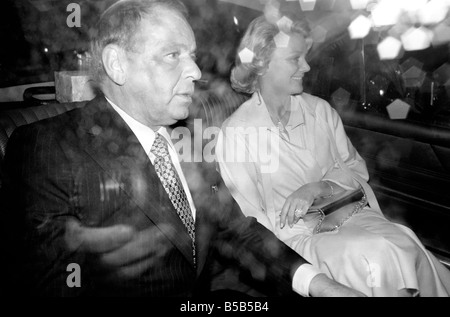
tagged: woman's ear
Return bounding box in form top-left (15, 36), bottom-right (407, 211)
top-left (258, 64), bottom-right (269, 77)
top-left (101, 44), bottom-right (127, 85)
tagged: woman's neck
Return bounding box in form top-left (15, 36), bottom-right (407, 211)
top-left (259, 90), bottom-right (291, 126)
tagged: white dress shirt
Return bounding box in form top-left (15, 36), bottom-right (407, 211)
top-left (106, 97), bottom-right (196, 219)
top-left (107, 97), bottom-right (319, 297)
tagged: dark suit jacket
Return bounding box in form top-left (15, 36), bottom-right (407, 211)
top-left (1, 95), bottom-right (307, 297)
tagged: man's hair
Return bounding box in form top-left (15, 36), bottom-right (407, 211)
top-left (230, 14), bottom-right (310, 95)
top-left (89, 0), bottom-right (188, 85)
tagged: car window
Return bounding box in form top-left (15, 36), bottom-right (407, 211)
top-left (1, 0), bottom-right (450, 130)
top-left (306, 27), bottom-right (450, 130)
top-left (0, 0), bottom-right (114, 88)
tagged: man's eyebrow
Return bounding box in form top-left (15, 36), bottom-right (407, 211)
top-left (158, 43), bottom-right (180, 52)
top-left (159, 41), bottom-right (195, 52)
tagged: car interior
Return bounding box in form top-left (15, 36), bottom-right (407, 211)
top-left (1, 0), bottom-right (449, 274)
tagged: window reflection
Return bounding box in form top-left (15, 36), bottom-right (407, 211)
top-left (1, 0), bottom-right (450, 128)
top-left (306, 33), bottom-right (450, 129)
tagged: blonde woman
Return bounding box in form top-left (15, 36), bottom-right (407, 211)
top-left (216, 14), bottom-right (450, 297)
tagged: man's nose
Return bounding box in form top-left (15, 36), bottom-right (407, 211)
top-left (187, 59), bottom-right (202, 81)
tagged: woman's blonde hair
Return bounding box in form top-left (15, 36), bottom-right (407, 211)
top-left (230, 15), bottom-right (311, 94)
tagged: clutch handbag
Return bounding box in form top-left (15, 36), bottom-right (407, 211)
top-left (308, 188), bottom-right (364, 215)
top-left (306, 188), bottom-right (367, 233)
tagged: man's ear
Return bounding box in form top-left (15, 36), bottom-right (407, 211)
top-left (102, 44), bottom-right (127, 85)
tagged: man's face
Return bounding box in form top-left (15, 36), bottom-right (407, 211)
top-left (123, 10), bottom-right (201, 129)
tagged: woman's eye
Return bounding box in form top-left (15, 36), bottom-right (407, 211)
top-left (290, 55), bottom-right (306, 63)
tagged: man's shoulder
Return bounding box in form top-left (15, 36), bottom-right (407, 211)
top-left (6, 97), bottom-right (107, 158)
top-left (12, 96), bottom-right (105, 139)
top-left (12, 106), bottom-right (82, 141)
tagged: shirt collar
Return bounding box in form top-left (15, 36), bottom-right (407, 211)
top-left (251, 92), bottom-right (305, 130)
top-left (105, 96), bottom-right (172, 154)
top-left (287, 95), bottom-right (305, 130)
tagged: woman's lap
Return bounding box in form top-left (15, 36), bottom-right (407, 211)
top-left (284, 208), bottom-right (450, 296)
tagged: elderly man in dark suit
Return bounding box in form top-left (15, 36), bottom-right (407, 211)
top-left (1, 0), bottom-right (363, 297)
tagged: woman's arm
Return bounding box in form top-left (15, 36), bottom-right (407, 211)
top-left (320, 101), bottom-right (369, 189)
top-left (215, 128), bottom-right (275, 231)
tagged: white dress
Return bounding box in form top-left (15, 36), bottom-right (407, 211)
top-left (216, 92), bottom-right (450, 296)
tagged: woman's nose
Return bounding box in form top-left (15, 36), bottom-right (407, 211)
top-left (300, 59), bottom-right (311, 73)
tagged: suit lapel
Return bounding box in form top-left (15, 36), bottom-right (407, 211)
top-left (77, 96), bottom-right (195, 267)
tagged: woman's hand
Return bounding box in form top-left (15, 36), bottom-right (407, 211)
top-left (280, 183), bottom-right (318, 228)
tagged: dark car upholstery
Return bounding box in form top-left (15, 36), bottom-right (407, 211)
top-left (342, 111), bottom-right (450, 263)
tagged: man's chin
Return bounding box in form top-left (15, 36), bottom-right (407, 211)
top-left (168, 109), bottom-right (190, 126)
top-left (179, 107), bottom-right (190, 120)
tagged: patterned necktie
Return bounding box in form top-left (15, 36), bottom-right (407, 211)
top-left (150, 132), bottom-right (196, 267)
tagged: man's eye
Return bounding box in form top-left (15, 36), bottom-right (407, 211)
top-left (167, 52), bottom-right (180, 59)
top-left (190, 53), bottom-right (197, 62)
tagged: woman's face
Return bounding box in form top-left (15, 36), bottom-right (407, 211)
top-left (260, 32), bottom-right (311, 97)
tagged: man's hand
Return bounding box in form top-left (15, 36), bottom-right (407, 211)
top-left (65, 218), bottom-right (135, 253)
top-left (308, 273), bottom-right (367, 297)
top-left (65, 218), bottom-right (173, 279)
